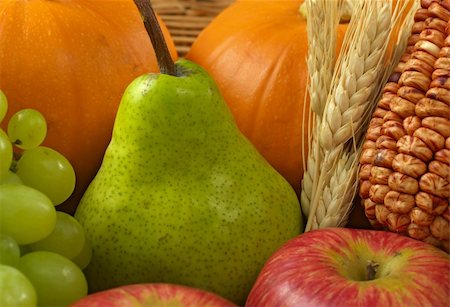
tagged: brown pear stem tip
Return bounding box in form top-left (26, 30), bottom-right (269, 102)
top-left (133, 0), bottom-right (176, 76)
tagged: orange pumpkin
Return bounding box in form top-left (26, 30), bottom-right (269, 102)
top-left (186, 0), bottom-right (347, 194)
top-left (0, 0), bottom-right (177, 214)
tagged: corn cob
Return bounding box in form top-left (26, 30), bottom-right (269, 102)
top-left (359, 0), bottom-right (450, 252)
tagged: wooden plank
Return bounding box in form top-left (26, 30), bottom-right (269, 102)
top-left (153, 0), bottom-right (235, 55)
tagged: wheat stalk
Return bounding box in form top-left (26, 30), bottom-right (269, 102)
top-left (303, 0), bottom-right (418, 231)
top-left (310, 151), bottom-right (359, 229)
top-left (300, 0), bottom-right (343, 218)
top-left (319, 3), bottom-right (392, 152)
top-left (305, 0), bottom-right (343, 118)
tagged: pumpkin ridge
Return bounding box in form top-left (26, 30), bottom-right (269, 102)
top-left (248, 34), bottom-right (304, 153)
top-left (41, 2), bottom-right (102, 144)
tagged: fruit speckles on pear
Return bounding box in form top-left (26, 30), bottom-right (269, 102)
top-left (74, 59), bottom-right (302, 305)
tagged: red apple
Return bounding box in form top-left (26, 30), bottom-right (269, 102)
top-left (70, 283), bottom-right (235, 307)
top-left (247, 228), bottom-right (450, 307)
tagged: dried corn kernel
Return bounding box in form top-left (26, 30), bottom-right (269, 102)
top-left (359, 0), bottom-right (450, 252)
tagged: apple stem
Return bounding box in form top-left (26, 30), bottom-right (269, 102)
top-left (366, 260), bottom-right (379, 281)
top-left (133, 0), bottom-right (176, 76)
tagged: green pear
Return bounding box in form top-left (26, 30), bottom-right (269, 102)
top-left (74, 1), bottom-right (303, 304)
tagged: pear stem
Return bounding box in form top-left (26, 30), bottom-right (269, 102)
top-left (133, 0), bottom-right (176, 76)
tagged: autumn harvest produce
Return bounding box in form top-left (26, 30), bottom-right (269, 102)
top-left (74, 0), bottom-right (302, 305)
top-left (70, 283), bottom-right (235, 307)
top-left (1, 0), bottom-right (449, 305)
top-left (358, 0), bottom-right (450, 252)
top-left (185, 0), bottom-right (422, 230)
top-left (298, 0), bottom-right (420, 233)
top-left (0, 0), bottom-right (177, 214)
top-left (186, 0), bottom-right (348, 194)
top-left (247, 228), bottom-right (450, 307)
top-left (0, 91), bottom-right (91, 306)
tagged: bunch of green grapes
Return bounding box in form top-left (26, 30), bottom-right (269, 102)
top-left (0, 90), bottom-right (92, 307)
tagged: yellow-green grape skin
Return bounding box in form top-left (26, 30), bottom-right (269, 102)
top-left (71, 238), bottom-right (92, 270)
top-left (0, 234), bottom-right (20, 267)
top-left (0, 264), bottom-right (37, 307)
top-left (0, 184), bottom-right (56, 245)
top-left (0, 90), bottom-right (7, 123)
top-left (28, 212), bottom-right (85, 260)
top-left (18, 251), bottom-right (88, 307)
top-left (0, 170), bottom-right (23, 185)
top-left (0, 129), bottom-right (13, 181)
top-left (16, 146), bottom-right (76, 205)
top-left (7, 109), bottom-right (47, 150)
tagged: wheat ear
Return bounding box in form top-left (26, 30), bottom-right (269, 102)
top-left (316, 0), bottom-right (418, 230)
top-left (309, 151), bottom-right (359, 229)
top-left (300, 0), bottom-right (343, 218)
top-left (305, 0), bottom-right (418, 231)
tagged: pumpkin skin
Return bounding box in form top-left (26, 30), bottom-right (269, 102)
top-left (186, 0), bottom-right (347, 194)
top-left (0, 0), bottom-right (178, 214)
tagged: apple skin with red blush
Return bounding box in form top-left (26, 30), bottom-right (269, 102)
top-left (246, 228), bottom-right (450, 307)
top-left (70, 283), bottom-right (235, 307)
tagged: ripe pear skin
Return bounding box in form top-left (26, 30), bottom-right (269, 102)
top-left (74, 59), bottom-right (303, 305)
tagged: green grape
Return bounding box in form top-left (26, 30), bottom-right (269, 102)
top-left (0, 90), bottom-right (7, 123)
top-left (16, 146), bottom-right (76, 205)
top-left (0, 128), bottom-right (13, 181)
top-left (71, 237), bottom-right (92, 270)
top-left (7, 109), bottom-right (47, 150)
top-left (0, 170), bottom-right (23, 185)
top-left (0, 234), bottom-right (20, 267)
top-left (0, 264), bottom-right (37, 307)
top-left (0, 184), bottom-right (56, 244)
top-left (29, 212), bottom-right (85, 260)
top-left (18, 251), bottom-right (88, 307)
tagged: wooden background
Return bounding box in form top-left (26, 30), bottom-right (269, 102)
top-left (153, 0), bottom-right (235, 56)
